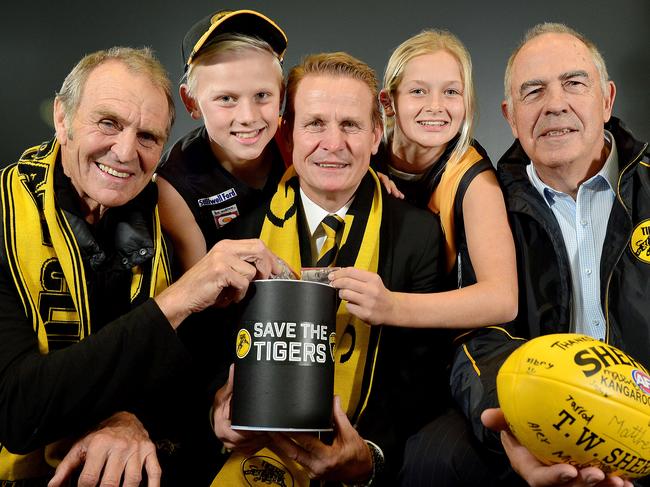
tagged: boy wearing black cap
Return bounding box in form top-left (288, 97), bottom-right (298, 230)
top-left (156, 9), bottom-right (288, 272)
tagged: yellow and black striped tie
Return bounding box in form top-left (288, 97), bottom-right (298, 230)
top-left (316, 214), bottom-right (344, 267)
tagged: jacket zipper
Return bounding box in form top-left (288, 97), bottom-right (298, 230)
top-left (603, 142), bottom-right (648, 343)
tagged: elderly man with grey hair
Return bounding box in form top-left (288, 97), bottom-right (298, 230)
top-left (0, 47), bottom-right (281, 486)
top-left (402, 22), bottom-right (650, 487)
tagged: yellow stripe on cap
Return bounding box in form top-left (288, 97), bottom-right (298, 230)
top-left (186, 9), bottom-right (288, 67)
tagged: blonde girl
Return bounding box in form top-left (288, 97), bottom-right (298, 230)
top-left (330, 30), bottom-right (517, 329)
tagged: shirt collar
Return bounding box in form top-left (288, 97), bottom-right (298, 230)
top-left (526, 130), bottom-right (618, 206)
top-left (599, 130), bottom-right (619, 192)
top-left (299, 188), bottom-right (352, 237)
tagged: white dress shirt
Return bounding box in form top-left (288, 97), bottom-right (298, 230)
top-left (299, 188), bottom-right (352, 263)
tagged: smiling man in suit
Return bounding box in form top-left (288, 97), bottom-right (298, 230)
top-left (209, 52), bottom-right (450, 486)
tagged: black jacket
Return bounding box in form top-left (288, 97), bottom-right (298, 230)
top-left (451, 117), bottom-right (650, 447)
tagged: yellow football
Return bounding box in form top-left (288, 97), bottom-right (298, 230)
top-left (497, 333), bottom-right (650, 479)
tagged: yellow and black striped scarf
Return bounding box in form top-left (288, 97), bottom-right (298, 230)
top-left (0, 139), bottom-right (171, 480)
top-left (213, 167), bottom-right (384, 487)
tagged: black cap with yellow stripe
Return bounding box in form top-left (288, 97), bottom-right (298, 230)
top-left (182, 9), bottom-right (287, 72)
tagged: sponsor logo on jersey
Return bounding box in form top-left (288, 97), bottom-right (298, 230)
top-left (212, 204), bottom-right (240, 228)
top-left (197, 187), bottom-right (237, 207)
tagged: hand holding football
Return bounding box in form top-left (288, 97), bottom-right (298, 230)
top-left (497, 333), bottom-right (650, 479)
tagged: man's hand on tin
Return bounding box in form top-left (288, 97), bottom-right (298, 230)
top-left (269, 395), bottom-right (373, 483)
top-left (212, 364), bottom-right (271, 455)
top-left (155, 239), bottom-right (282, 328)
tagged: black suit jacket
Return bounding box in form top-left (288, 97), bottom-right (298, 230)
top-left (349, 174), bottom-right (451, 484)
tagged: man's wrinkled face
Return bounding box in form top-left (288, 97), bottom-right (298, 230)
top-left (289, 74), bottom-right (381, 211)
top-left (503, 33), bottom-right (615, 173)
top-left (54, 61), bottom-right (169, 219)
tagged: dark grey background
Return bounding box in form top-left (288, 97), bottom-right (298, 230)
top-left (1, 0), bottom-right (647, 167)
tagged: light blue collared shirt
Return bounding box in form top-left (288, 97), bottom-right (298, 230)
top-left (526, 131), bottom-right (618, 340)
